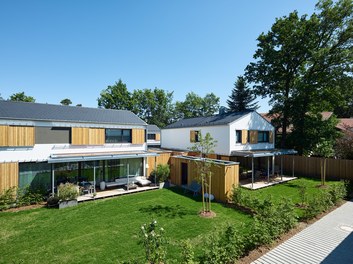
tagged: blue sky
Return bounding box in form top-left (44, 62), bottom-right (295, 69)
top-left (0, 1), bottom-right (316, 112)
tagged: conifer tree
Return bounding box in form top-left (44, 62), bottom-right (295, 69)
top-left (227, 76), bottom-right (258, 112)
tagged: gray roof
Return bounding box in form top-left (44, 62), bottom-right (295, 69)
top-left (0, 100), bottom-right (147, 126)
top-left (164, 110), bottom-right (253, 129)
top-left (147, 124), bottom-right (160, 133)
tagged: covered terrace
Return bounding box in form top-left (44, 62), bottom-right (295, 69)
top-left (231, 149), bottom-right (298, 190)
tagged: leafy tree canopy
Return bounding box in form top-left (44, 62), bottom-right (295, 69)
top-left (9, 92), bottom-right (35, 102)
top-left (175, 92), bottom-right (220, 119)
top-left (97, 79), bottom-right (132, 110)
top-left (60, 98), bottom-right (72, 106)
top-left (227, 76), bottom-right (258, 112)
top-left (245, 0), bottom-right (353, 152)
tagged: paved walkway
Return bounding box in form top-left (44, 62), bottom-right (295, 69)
top-left (252, 200), bottom-right (353, 264)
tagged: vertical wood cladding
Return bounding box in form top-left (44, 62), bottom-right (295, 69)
top-left (249, 130), bottom-right (258, 144)
top-left (269, 131), bottom-right (274, 143)
top-left (241, 130), bottom-right (248, 144)
top-left (0, 126), bottom-right (35, 147)
top-left (71, 128), bottom-right (105, 145)
top-left (0, 162), bottom-right (19, 190)
top-left (132, 129), bottom-right (145, 144)
top-left (155, 133), bottom-right (160, 141)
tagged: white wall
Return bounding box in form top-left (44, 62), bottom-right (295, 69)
top-left (161, 112), bottom-right (275, 156)
top-left (161, 125), bottom-right (230, 155)
top-left (229, 111), bottom-right (275, 152)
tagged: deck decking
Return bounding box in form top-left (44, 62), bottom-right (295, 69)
top-left (77, 185), bottom-right (159, 202)
top-left (240, 176), bottom-right (297, 190)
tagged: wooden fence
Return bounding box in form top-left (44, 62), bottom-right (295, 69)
top-left (281, 155), bottom-right (353, 180)
top-left (231, 155), bottom-right (353, 180)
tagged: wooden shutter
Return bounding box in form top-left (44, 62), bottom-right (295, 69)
top-left (132, 129), bottom-right (145, 144)
top-left (241, 130), bottom-right (248, 144)
top-left (190, 131), bottom-right (196, 142)
top-left (71, 127), bottom-right (89, 145)
top-left (8, 126), bottom-right (35, 147)
top-left (88, 128), bottom-right (105, 145)
top-left (155, 133), bottom-right (160, 141)
top-left (269, 131), bottom-right (274, 143)
top-left (250, 130), bottom-right (258, 144)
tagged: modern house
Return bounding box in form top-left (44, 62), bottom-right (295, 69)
top-left (0, 101), bottom-right (158, 193)
top-left (162, 110), bottom-right (297, 189)
top-left (147, 124), bottom-right (161, 147)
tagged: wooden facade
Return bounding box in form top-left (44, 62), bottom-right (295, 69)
top-left (0, 125), bottom-right (35, 147)
top-left (155, 133), bottom-right (160, 141)
top-left (146, 152), bottom-right (172, 176)
top-left (132, 129), bottom-right (145, 144)
top-left (170, 156), bottom-right (239, 202)
top-left (0, 162), bottom-right (19, 191)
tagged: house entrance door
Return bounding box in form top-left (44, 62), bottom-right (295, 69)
top-left (181, 162), bottom-right (188, 185)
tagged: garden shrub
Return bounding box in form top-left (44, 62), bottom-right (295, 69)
top-left (200, 224), bottom-right (245, 264)
top-left (328, 181), bottom-right (347, 205)
top-left (150, 164), bottom-right (170, 183)
top-left (180, 239), bottom-right (195, 264)
top-left (57, 183), bottom-right (79, 201)
top-left (16, 186), bottom-right (44, 206)
top-left (139, 220), bottom-right (167, 264)
top-left (0, 187), bottom-right (17, 211)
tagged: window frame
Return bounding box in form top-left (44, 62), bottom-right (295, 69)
top-left (235, 130), bottom-right (242, 144)
top-left (105, 129), bottom-right (132, 143)
top-left (257, 131), bottom-right (270, 143)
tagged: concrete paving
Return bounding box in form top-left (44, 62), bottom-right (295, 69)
top-left (252, 200), bottom-right (353, 264)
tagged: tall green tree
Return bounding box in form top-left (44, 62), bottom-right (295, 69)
top-left (60, 98), bottom-right (72, 106)
top-left (227, 76), bottom-right (258, 112)
top-left (131, 88), bottom-right (174, 128)
top-left (245, 0), bottom-right (353, 153)
top-left (9, 92), bottom-right (35, 102)
top-left (97, 79), bottom-right (132, 110)
top-left (175, 92), bottom-right (220, 119)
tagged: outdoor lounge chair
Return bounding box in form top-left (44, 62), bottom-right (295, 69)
top-left (135, 176), bottom-right (151, 186)
top-left (183, 181), bottom-right (201, 196)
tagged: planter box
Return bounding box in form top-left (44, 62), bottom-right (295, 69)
top-left (59, 199), bottom-right (78, 209)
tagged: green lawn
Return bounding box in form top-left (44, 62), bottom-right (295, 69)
top-left (0, 187), bottom-right (251, 264)
top-left (0, 178), bottom-right (342, 263)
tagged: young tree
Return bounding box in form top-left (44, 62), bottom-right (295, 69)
top-left (60, 98), bottom-right (72, 106)
top-left (9, 92), bottom-right (35, 102)
top-left (189, 132), bottom-right (217, 215)
top-left (97, 79), bottom-right (133, 110)
top-left (245, 0), bottom-right (353, 151)
top-left (227, 76), bottom-right (258, 112)
top-left (312, 139), bottom-right (335, 186)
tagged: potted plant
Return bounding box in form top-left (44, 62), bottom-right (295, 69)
top-left (57, 183), bottom-right (79, 209)
top-left (151, 164), bottom-right (170, 189)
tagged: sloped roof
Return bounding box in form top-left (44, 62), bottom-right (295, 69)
top-left (147, 124), bottom-right (160, 133)
top-left (337, 118), bottom-right (353, 132)
top-left (0, 100), bottom-right (146, 126)
top-left (164, 110), bottom-right (253, 129)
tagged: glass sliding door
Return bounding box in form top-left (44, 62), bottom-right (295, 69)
top-left (19, 162), bottom-right (51, 193)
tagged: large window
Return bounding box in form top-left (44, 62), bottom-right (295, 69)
top-left (235, 130), bottom-right (242, 143)
top-left (105, 129), bottom-right (132, 143)
top-left (258, 131), bottom-right (270, 143)
top-left (19, 162), bottom-right (51, 192)
top-left (148, 134), bottom-right (156, 140)
top-left (105, 158), bottom-right (143, 182)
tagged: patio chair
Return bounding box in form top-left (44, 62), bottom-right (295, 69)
top-left (135, 176), bottom-right (151, 186)
top-left (183, 181), bottom-right (201, 196)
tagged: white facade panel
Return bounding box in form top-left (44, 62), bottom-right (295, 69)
top-left (229, 111), bottom-right (275, 152)
top-left (0, 143), bottom-right (146, 163)
top-left (161, 125), bottom-right (230, 155)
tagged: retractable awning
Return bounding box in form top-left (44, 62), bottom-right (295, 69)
top-left (231, 149), bottom-right (297, 158)
top-left (48, 151), bottom-right (159, 163)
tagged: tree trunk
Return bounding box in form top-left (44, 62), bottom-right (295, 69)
top-left (201, 177), bottom-right (205, 213)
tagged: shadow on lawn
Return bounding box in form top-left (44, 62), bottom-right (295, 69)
top-left (139, 204), bottom-right (194, 218)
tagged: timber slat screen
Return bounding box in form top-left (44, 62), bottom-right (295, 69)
top-left (0, 162), bottom-right (19, 190)
top-left (147, 152), bottom-right (172, 176)
top-left (282, 155), bottom-right (353, 180)
top-left (88, 128), bottom-right (105, 145)
top-left (132, 129), bottom-right (145, 144)
top-left (71, 127), bottom-right (89, 145)
top-left (0, 126), bottom-right (35, 147)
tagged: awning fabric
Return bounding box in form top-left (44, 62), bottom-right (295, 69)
top-left (48, 151), bottom-right (159, 163)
